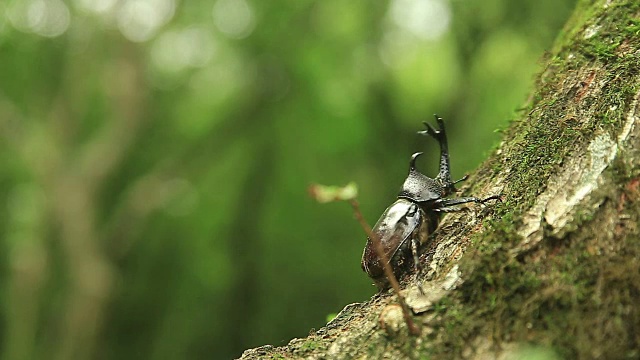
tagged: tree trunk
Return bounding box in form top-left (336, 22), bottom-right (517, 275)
top-left (241, 0), bottom-right (640, 358)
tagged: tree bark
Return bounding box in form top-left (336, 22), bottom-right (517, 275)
top-left (241, 0), bottom-right (640, 358)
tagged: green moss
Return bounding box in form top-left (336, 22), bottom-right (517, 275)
top-left (422, 0), bottom-right (640, 358)
top-left (325, 312), bottom-right (338, 322)
top-left (299, 340), bottom-right (319, 351)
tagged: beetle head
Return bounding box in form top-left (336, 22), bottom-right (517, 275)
top-left (398, 152), bottom-right (443, 202)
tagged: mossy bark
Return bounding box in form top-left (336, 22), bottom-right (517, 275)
top-left (241, 0), bottom-right (640, 358)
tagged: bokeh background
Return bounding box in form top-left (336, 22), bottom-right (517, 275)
top-left (0, 0), bottom-right (575, 358)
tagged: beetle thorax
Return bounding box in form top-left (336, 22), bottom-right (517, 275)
top-left (398, 169), bottom-right (443, 202)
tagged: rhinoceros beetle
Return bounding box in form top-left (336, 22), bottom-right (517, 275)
top-left (361, 115), bottom-right (500, 290)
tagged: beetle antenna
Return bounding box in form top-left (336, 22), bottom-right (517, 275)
top-left (409, 152), bottom-right (423, 171)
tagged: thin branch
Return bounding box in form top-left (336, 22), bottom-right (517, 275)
top-left (348, 199), bottom-right (420, 336)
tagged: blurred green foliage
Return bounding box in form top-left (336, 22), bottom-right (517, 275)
top-left (0, 0), bottom-right (575, 358)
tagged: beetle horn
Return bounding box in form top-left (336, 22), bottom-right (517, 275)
top-left (409, 152), bottom-right (423, 171)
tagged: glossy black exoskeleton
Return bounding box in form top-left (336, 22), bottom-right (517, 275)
top-left (361, 115), bottom-right (500, 290)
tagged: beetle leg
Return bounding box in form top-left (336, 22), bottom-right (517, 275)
top-left (411, 238), bottom-right (420, 272)
top-left (432, 206), bottom-right (467, 213)
top-left (452, 174), bottom-right (469, 186)
top-left (410, 237), bottom-right (426, 295)
top-left (433, 194), bottom-right (502, 211)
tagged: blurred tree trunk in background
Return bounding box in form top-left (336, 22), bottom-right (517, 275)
top-left (241, 0), bottom-right (640, 358)
top-left (2, 42), bottom-right (148, 360)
